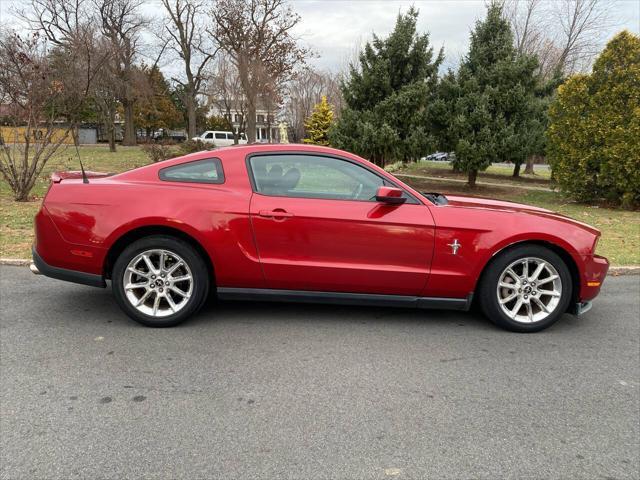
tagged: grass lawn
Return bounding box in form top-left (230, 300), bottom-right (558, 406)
top-left (1, 146), bottom-right (638, 265)
top-left (390, 159), bottom-right (552, 187)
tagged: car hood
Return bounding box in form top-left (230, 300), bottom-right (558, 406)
top-left (442, 194), bottom-right (600, 235)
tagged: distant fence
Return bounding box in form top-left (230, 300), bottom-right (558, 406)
top-left (0, 126), bottom-right (75, 145)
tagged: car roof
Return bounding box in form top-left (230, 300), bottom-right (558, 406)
top-left (209, 143), bottom-right (358, 158)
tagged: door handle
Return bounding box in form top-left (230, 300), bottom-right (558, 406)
top-left (258, 209), bottom-right (294, 219)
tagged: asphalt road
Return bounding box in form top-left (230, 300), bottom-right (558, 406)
top-left (1, 266), bottom-right (638, 480)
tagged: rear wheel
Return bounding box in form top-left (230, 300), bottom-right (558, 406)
top-left (478, 245), bottom-right (573, 332)
top-left (112, 236), bottom-right (209, 327)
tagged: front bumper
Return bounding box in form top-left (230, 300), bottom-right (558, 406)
top-left (580, 254), bottom-right (609, 301)
top-left (32, 247), bottom-right (106, 288)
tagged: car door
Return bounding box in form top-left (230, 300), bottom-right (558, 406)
top-left (247, 153), bottom-right (435, 296)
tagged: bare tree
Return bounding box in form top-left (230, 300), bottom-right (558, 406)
top-left (0, 32), bottom-right (99, 200)
top-left (209, 0), bottom-right (308, 143)
top-left (160, 0), bottom-right (217, 138)
top-left (91, 37), bottom-right (121, 151)
top-left (96, 0), bottom-right (147, 146)
top-left (285, 68), bottom-right (342, 142)
top-left (553, 0), bottom-right (615, 74)
top-left (17, 0), bottom-right (92, 46)
top-left (504, 0), bottom-right (616, 78)
top-left (208, 53), bottom-right (247, 143)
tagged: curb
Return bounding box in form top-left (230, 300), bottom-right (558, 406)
top-left (0, 258), bottom-right (31, 266)
top-left (1, 258), bottom-right (638, 275)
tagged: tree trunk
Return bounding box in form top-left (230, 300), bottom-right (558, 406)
top-left (524, 155), bottom-right (536, 174)
top-left (468, 169), bottom-right (478, 187)
top-left (72, 125), bottom-right (79, 147)
top-left (512, 162), bottom-right (521, 177)
top-left (122, 100), bottom-right (136, 146)
top-left (108, 127), bottom-right (116, 152)
top-left (187, 96), bottom-right (197, 139)
top-left (14, 188), bottom-right (29, 202)
top-left (246, 100), bottom-right (257, 144)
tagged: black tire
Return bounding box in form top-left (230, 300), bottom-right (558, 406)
top-left (112, 235), bottom-right (210, 327)
top-left (478, 244), bottom-right (573, 333)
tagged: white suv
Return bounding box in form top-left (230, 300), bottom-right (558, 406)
top-left (192, 131), bottom-right (248, 147)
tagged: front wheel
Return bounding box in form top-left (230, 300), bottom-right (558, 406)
top-left (478, 245), bottom-right (573, 332)
top-left (112, 236), bottom-right (210, 327)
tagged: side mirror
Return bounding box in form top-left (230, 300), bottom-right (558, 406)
top-left (375, 186), bottom-right (406, 205)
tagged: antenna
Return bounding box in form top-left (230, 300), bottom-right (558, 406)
top-left (74, 138), bottom-right (89, 184)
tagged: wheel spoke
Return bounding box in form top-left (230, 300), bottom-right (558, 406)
top-left (505, 268), bottom-right (519, 282)
top-left (135, 289), bottom-right (152, 307)
top-left (499, 282), bottom-right (517, 290)
top-left (127, 267), bottom-right (149, 278)
top-left (532, 296), bottom-right (549, 313)
top-left (166, 294), bottom-right (177, 312)
top-left (540, 289), bottom-right (561, 298)
top-left (142, 254), bottom-right (156, 274)
top-left (152, 293), bottom-right (161, 316)
top-left (167, 262), bottom-right (183, 276)
top-left (500, 292), bottom-right (518, 304)
top-left (526, 302), bottom-right (533, 322)
top-left (509, 298), bottom-right (524, 318)
top-left (170, 286), bottom-right (189, 298)
top-left (522, 260), bottom-right (529, 279)
top-left (159, 251), bottom-right (166, 272)
top-left (536, 275), bottom-right (559, 286)
top-left (125, 282), bottom-right (147, 290)
top-left (530, 262), bottom-right (546, 281)
top-left (170, 274), bottom-right (191, 283)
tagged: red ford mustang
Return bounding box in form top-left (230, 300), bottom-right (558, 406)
top-left (31, 144), bottom-right (609, 332)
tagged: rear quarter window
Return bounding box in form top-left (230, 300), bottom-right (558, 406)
top-left (159, 159), bottom-right (224, 184)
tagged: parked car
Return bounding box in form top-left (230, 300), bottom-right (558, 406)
top-left (424, 151), bottom-right (450, 161)
top-left (192, 130), bottom-right (248, 147)
top-left (31, 144), bottom-right (608, 332)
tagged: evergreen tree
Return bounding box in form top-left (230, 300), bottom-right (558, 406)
top-left (134, 65), bottom-right (182, 137)
top-left (329, 7), bottom-right (443, 166)
top-left (547, 31), bottom-right (640, 208)
top-left (205, 115), bottom-right (233, 132)
top-left (303, 96), bottom-right (334, 145)
top-left (445, 2), bottom-right (538, 186)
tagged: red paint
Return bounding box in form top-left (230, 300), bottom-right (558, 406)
top-left (33, 143), bottom-right (608, 305)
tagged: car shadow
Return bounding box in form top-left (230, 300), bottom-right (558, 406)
top-left (50, 285), bottom-right (585, 335)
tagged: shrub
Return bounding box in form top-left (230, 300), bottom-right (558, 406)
top-left (547, 31), bottom-right (640, 208)
top-left (177, 139), bottom-right (216, 155)
top-left (141, 141), bottom-right (174, 163)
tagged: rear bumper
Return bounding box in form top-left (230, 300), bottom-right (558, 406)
top-left (32, 247), bottom-right (106, 288)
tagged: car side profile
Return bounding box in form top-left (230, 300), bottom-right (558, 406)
top-left (31, 144), bottom-right (609, 332)
top-left (192, 130), bottom-right (248, 147)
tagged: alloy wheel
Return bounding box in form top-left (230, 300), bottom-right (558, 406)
top-left (496, 257), bottom-right (562, 324)
top-left (123, 249), bottom-right (193, 317)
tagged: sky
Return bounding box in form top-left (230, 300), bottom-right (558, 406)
top-left (1, 0), bottom-right (638, 75)
top-left (291, 0), bottom-right (640, 72)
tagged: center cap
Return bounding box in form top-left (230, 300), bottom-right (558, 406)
top-left (524, 286), bottom-right (532, 294)
top-left (156, 280), bottom-right (163, 286)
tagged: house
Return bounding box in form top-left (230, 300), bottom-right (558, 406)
top-left (207, 99), bottom-right (282, 143)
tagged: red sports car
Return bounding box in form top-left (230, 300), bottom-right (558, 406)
top-left (31, 144), bottom-right (609, 332)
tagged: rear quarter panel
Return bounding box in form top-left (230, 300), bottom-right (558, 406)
top-left (42, 150), bottom-right (265, 288)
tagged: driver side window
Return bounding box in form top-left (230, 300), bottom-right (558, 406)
top-left (249, 154), bottom-right (389, 201)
